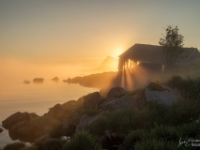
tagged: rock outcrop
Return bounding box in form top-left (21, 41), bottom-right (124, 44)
top-left (100, 94), bottom-right (135, 110)
top-left (76, 112), bottom-right (106, 131)
top-left (2, 112), bottom-right (31, 129)
top-left (2, 83), bottom-right (183, 144)
top-left (83, 92), bottom-right (102, 109)
top-left (145, 83), bottom-right (182, 105)
top-left (106, 87), bottom-right (126, 99)
top-left (47, 104), bottom-right (66, 120)
top-left (35, 134), bottom-right (52, 144)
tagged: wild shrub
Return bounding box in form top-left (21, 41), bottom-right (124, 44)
top-left (62, 131), bottom-right (101, 150)
top-left (149, 125), bottom-right (179, 142)
top-left (100, 131), bottom-right (125, 150)
top-left (123, 130), bottom-right (145, 149)
top-left (3, 142), bottom-right (26, 150)
top-left (141, 101), bottom-right (168, 126)
top-left (62, 106), bottom-right (101, 136)
top-left (42, 139), bottom-right (66, 150)
top-left (89, 109), bottom-right (136, 136)
top-left (178, 121), bottom-right (200, 138)
top-left (134, 139), bottom-right (177, 150)
top-left (130, 122), bottom-right (200, 150)
top-left (89, 101), bottom-right (169, 136)
top-left (165, 99), bottom-right (200, 125)
top-left (167, 76), bottom-right (200, 99)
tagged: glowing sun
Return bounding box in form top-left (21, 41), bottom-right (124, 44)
top-left (112, 47), bottom-right (124, 57)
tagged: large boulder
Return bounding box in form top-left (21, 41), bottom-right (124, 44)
top-left (62, 112), bottom-right (79, 136)
top-left (17, 124), bottom-right (35, 141)
top-left (62, 100), bottom-right (78, 113)
top-left (145, 83), bottom-right (182, 105)
top-left (2, 112), bottom-right (32, 129)
top-left (62, 122), bottom-right (77, 136)
top-left (132, 91), bottom-right (147, 109)
top-left (7, 115), bottom-right (62, 142)
top-left (31, 116), bottom-right (62, 137)
top-left (32, 124), bottom-right (46, 140)
top-left (76, 112), bottom-right (106, 131)
top-left (83, 92), bottom-right (102, 109)
top-left (106, 87), bottom-right (126, 99)
top-left (100, 94), bottom-right (135, 110)
top-left (35, 134), bottom-right (52, 144)
top-left (47, 104), bottom-right (66, 120)
top-left (9, 121), bottom-right (29, 140)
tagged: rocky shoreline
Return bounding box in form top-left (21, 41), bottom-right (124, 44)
top-left (1, 77), bottom-right (187, 149)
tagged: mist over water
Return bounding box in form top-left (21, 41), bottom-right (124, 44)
top-left (0, 57), bottom-right (102, 83)
top-left (0, 57), bottom-right (101, 148)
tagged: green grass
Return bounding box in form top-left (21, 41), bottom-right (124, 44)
top-left (123, 130), bottom-right (144, 149)
top-left (62, 131), bottom-right (101, 150)
top-left (124, 121), bottom-right (200, 150)
top-left (42, 139), bottom-right (66, 150)
top-left (89, 101), bottom-right (169, 136)
top-left (167, 76), bottom-right (200, 100)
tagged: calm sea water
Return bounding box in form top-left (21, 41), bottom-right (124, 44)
top-left (0, 80), bottom-right (98, 148)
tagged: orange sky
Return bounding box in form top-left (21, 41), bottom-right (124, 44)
top-left (1, 1), bottom-right (200, 60)
top-left (0, 1), bottom-right (200, 80)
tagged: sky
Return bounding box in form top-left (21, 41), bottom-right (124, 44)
top-left (0, 0), bottom-right (200, 79)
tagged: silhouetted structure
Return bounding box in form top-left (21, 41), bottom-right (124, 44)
top-left (118, 44), bottom-right (200, 71)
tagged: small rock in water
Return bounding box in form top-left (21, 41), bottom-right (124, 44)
top-left (33, 78), bottom-right (44, 83)
top-left (52, 77), bottom-right (59, 82)
top-left (23, 80), bottom-right (30, 84)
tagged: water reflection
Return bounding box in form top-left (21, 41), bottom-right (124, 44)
top-left (0, 80), bottom-right (98, 148)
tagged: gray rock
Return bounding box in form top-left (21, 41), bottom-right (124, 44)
top-left (76, 112), bottom-right (106, 131)
top-left (83, 92), bottom-right (102, 109)
top-left (9, 121), bottom-right (28, 139)
top-left (79, 114), bottom-right (90, 122)
top-left (47, 104), bottom-right (66, 120)
top-left (2, 112), bottom-right (31, 129)
top-left (62, 121), bottom-right (77, 136)
top-left (35, 134), bottom-right (52, 143)
top-left (101, 94), bottom-right (135, 110)
top-left (145, 84), bottom-right (182, 105)
top-left (17, 124), bottom-right (34, 140)
top-left (45, 118), bottom-right (62, 129)
top-left (106, 87), bottom-right (126, 99)
top-left (44, 126), bottom-right (54, 134)
top-left (62, 100), bottom-right (77, 112)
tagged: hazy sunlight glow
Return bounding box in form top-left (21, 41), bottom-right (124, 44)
top-left (112, 47), bottom-right (124, 57)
